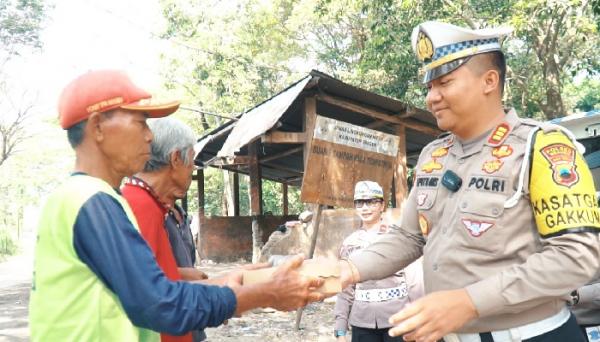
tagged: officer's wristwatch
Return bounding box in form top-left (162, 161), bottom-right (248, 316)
top-left (334, 330), bottom-right (347, 337)
top-left (570, 290), bottom-right (580, 305)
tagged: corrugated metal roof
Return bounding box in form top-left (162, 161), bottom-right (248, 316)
top-left (218, 76), bottom-right (311, 157)
top-left (193, 70), bottom-right (439, 185)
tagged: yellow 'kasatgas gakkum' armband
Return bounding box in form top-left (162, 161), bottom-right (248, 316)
top-left (529, 130), bottom-right (600, 237)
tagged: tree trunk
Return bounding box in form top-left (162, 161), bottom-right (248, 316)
top-left (539, 61), bottom-right (565, 120)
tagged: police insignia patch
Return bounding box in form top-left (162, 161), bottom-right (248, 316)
top-left (416, 32), bottom-right (434, 62)
top-left (482, 159), bottom-right (503, 174)
top-left (492, 145), bottom-right (513, 159)
top-left (421, 160), bottom-right (443, 173)
top-left (540, 143), bottom-right (579, 188)
top-left (462, 219), bottom-right (494, 237)
top-left (419, 214), bottom-right (430, 236)
top-left (431, 147), bottom-right (449, 158)
top-left (488, 123), bottom-right (510, 145)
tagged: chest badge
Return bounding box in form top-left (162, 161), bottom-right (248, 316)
top-left (419, 214), bottom-right (430, 236)
top-left (540, 143), bottom-right (579, 188)
top-left (462, 219), bottom-right (494, 237)
top-left (482, 159), bottom-right (504, 174)
top-left (488, 123), bottom-right (511, 145)
top-left (421, 160), bottom-right (443, 173)
top-left (431, 147), bottom-right (449, 158)
top-left (492, 145), bottom-right (513, 159)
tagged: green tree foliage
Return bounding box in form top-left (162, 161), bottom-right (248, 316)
top-left (0, 0), bottom-right (47, 58)
top-left (572, 78), bottom-right (600, 112)
top-left (160, 0), bottom-right (599, 217)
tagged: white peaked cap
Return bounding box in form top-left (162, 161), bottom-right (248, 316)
top-left (411, 21), bottom-right (513, 83)
top-left (354, 180), bottom-right (384, 200)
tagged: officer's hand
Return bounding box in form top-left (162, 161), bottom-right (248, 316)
top-left (222, 262), bottom-right (272, 287)
top-left (336, 336), bottom-right (347, 342)
top-left (196, 262), bottom-right (270, 287)
top-left (339, 260), bottom-right (360, 288)
top-left (388, 288), bottom-right (478, 342)
top-left (266, 254), bottom-right (324, 311)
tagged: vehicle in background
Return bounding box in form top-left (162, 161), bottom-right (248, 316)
top-left (551, 109), bottom-right (600, 202)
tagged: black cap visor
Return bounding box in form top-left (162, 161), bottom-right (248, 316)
top-left (423, 57), bottom-right (472, 84)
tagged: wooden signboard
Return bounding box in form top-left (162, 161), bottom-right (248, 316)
top-left (301, 115), bottom-right (399, 208)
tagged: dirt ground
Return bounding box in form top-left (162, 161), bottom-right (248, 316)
top-left (0, 246), bottom-right (340, 342)
top-left (201, 261), bottom-right (339, 342)
top-left (0, 231), bottom-right (34, 342)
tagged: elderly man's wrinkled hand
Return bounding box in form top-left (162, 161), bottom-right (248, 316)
top-left (267, 254), bottom-right (324, 311)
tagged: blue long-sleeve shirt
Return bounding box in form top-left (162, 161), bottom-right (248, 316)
top-left (72, 192), bottom-right (236, 335)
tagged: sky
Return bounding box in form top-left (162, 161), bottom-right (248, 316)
top-left (1, 0), bottom-right (172, 221)
top-left (5, 0), bottom-right (168, 120)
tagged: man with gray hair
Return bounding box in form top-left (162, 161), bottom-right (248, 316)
top-left (123, 117), bottom-right (208, 342)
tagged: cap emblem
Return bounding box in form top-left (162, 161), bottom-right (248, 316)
top-left (416, 31), bottom-right (434, 62)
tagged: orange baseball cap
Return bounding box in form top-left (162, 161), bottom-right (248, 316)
top-left (58, 70), bottom-right (180, 129)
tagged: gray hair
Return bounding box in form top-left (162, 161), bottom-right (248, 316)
top-left (144, 117), bottom-right (196, 172)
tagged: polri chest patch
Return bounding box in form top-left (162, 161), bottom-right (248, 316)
top-left (468, 176), bottom-right (507, 193)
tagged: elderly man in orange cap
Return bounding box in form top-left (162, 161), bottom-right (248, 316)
top-left (29, 70), bottom-right (324, 341)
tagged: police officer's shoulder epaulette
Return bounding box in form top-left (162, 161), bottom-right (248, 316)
top-left (505, 118), bottom-right (586, 209)
top-left (524, 119), bottom-right (585, 154)
top-left (510, 118), bottom-right (543, 141)
top-left (518, 118), bottom-right (576, 139)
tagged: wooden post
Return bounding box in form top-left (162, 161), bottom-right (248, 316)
top-left (295, 203), bottom-right (325, 330)
top-left (295, 96), bottom-right (320, 330)
top-left (249, 140), bottom-right (263, 263)
top-left (196, 168), bottom-right (205, 258)
top-left (307, 204), bottom-right (324, 258)
top-left (303, 96), bottom-right (317, 170)
top-left (233, 172), bottom-right (240, 216)
top-left (394, 125), bottom-right (409, 208)
top-left (282, 183), bottom-right (288, 215)
top-left (390, 178), bottom-right (397, 208)
top-left (197, 169), bottom-right (205, 218)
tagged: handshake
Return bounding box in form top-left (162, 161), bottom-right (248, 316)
top-left (216, 254), bottom-right (347, 316)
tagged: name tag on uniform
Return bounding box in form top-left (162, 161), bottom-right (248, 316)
top-left (415, 176), bottom-right (440, 188)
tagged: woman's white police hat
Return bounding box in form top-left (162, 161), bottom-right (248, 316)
top-left (411, 21), bottom-right (513, 83)
top-left (354, 181), bottom-right (384, 201)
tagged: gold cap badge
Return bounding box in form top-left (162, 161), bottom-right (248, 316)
top-left (416, 31), bottom-right (434, 62)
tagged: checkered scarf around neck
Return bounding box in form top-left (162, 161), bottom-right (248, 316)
top-left (125, 176), bottom-right (172, 211)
